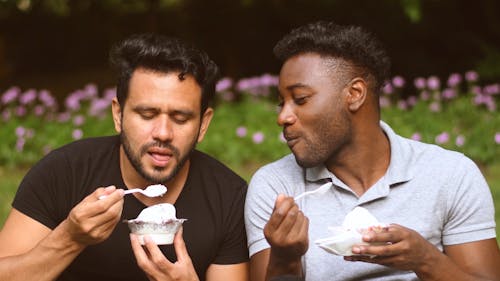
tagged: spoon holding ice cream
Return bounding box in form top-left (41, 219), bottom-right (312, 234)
top-left (99, 184), bottom-right (167, 200)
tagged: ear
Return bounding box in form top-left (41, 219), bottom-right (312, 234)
top-left (346, 78), bottom-right (367, 112)
top-left (111, 97), bottom-right (122, 133)
top-left (197, 107), bottom-right (214, 143)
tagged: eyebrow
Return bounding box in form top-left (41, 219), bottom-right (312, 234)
top-left (133, 106), bottom-right (195, 117)
top-left (286, 83), bottom-right (313, 91)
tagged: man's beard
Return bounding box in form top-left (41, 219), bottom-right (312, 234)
top-left (120, 129), bottom-right (198, 184)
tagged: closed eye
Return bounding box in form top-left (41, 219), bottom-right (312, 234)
top-left (294, 96), bottom-right (308, 105)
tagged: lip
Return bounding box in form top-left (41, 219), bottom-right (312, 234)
top-left (147, 147), bottom-right (173, 167)
top-left (284, 132), bottom-right (300, 148)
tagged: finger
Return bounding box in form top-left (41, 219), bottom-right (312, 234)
top-left (143, 235), bottom-right (173, 269)
top-left (130, 234), bottom-right (158, 275)
top-left (352, 241), bottom-right (400, 257)
top-left (362, 226), bottom-right (403, 244)
top-left (173, 227), bottom-right (191, 263)
top-left (267, 196), bottom-right (299, 231)
top-left (285, 210), bottom-right (308, 238)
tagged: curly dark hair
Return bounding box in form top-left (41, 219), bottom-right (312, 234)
top-left (274, 21), bottom-right (391, 94)
top-left (110, 33), bottom-right (219, 113)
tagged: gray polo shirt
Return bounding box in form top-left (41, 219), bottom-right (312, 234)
top-left (244, 121), bottom-right (496, 280)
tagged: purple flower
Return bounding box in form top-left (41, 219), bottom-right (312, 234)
top-left (259, 74), bottom-right (279, 87)
top-left (447, 73), bottom-right (462, 88)
top-left (392, 76), bottom-right (405, 88)
top-left (38, 90), bottom-right (57, 108)
top-left (252, 132), bottom-right (265, 144)
top-left (73, 115), bottom-right (85, 126)
top-left (72, 129), bottom-right (83, 140)
top-left (414, 77), bottom-right (426, 89)
top-left (495, 133), bottom-right (500, 144)
top-left (465, 71), bottom-right (479, 82)
top-left (411, 133), bottom-right (422, 142)
top-left (471, 86), bottom-right (482, 95)
top-left (455, 135), bottom-right (465, 147)
top-left (397, 100), bottom-right (408, 110)
top-left (379, 96), bottom-right (391, 108)
top-left (420, 90), bottom-right (430, 101)
top-left (1, 86), bottom-right (20, 104)
top-left (58, 112), bottom-right (71, 123)
top-left (427, 76), bottom-right (441, 90)
top-left (19, 89), bottom-right (37, 105)
top-left (442, 88), bottom-right (457, 100)
top-left (382, 82), bottom-right (393, 94)
top-left (89, 98), bottom-right (111, 116)
top-left (216, 77), bottom-right (233, 92)
top-left (65, 94), bottom-right (81, 111)
top-left (429, 101), bottom-right (441, 112)
top-left (15, 126), bottom-right (26, 137)
top-left (33, 105), bottom-right (45, 116)
top-left (483, 84), bottom-right (500, 95)
top-left (84, 83), bottom-right (98, 99)
top-left (103, 87), bottom-right (117, 100)
top-left (2, 109), bottom-right (11, 121)
top-left (15, 138), bottom-right (25, 152)
top-left (236, 126), bottom-right (247, 137)
top-left (15, 106), bottom-right (27, 117)
top-left (407, 96), bottom-right (418, 107)
top-left (435, 132), bottom-right (450, 144)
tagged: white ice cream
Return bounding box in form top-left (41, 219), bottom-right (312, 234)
top-left (136, 203), bottom-right (177, 223)
top-left (315, 207), bottom-right (385, 256)
top-left (127, 203), bottom-right (185, 245)
top-left (342, 206), bottom-right (380, 231)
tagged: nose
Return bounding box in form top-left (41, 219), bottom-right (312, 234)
top-left (277, 103), bottom-right (296, 127)
top-left (152, 114), bottom-right (173, 142)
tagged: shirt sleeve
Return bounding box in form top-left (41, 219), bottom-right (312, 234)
top-left (442, 156), bottom-right (497, 245)
top-left (213, 182), bottom-right (250, 264)
top-left (12, 148), bottom-right (72, 229)
top-left (244, 166), bottom-right (285, 257)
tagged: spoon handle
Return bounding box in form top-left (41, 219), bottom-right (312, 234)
top-left (294, 183), bottom-right (331, 201)
top-left (98, 188), bottom-right (138, 199)
top-left (123, 188), bottom-right (142, 195)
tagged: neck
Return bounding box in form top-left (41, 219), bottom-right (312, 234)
top-left (326, 121), bottom-right (390, 196)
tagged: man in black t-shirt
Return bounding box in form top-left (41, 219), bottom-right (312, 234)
top-left (0, 34), bottom-right (249, 281)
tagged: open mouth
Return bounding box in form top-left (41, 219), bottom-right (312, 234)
top-left (147, 148), bottom-right (173, 167)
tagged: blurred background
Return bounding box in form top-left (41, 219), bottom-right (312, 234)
top-left (1, 0), bottom-right (499, 100)
top-left (1, 0), bottom-right (499, 238)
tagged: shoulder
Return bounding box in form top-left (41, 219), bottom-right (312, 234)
top-left (250, 153), bottom-right (302, 185)
top-left (190, 150), bottom-right (247, 189)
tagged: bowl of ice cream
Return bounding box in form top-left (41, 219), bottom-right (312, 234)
top-left (315, 207), bottom-right (387, 256)
top-left (126, 203), bottom-right (186, 245)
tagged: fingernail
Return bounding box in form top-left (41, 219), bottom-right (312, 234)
top-left (105, 185), bottom-right (116, 191)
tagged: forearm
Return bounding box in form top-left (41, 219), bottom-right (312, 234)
top-left (265, 249), bottom-right (302, 281)
top-left (0, 220), bottom-right (85, 281)
top-left (417, 252), bottom-right (493, 281)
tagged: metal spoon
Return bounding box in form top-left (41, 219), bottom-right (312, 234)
top-left (99, 184), bottom-right (167, 200)
top-left (294, 182), bottom-right (332, 201)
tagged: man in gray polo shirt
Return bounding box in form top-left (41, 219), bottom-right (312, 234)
top-left (244, 21), bottom-right (500, 281)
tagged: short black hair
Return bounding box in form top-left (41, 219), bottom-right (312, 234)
top-left (274, 21), bottom-right (391, 93)
top-left (110, 33), bottom-right (219, 113)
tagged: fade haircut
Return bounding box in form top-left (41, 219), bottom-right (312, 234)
top-left (273, 21), bottom-right (391, 94)
top-left (110, 33), bottom-right (219, 113)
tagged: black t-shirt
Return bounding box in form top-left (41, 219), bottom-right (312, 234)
top-left (12, 136), bottom-right (249, 281)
